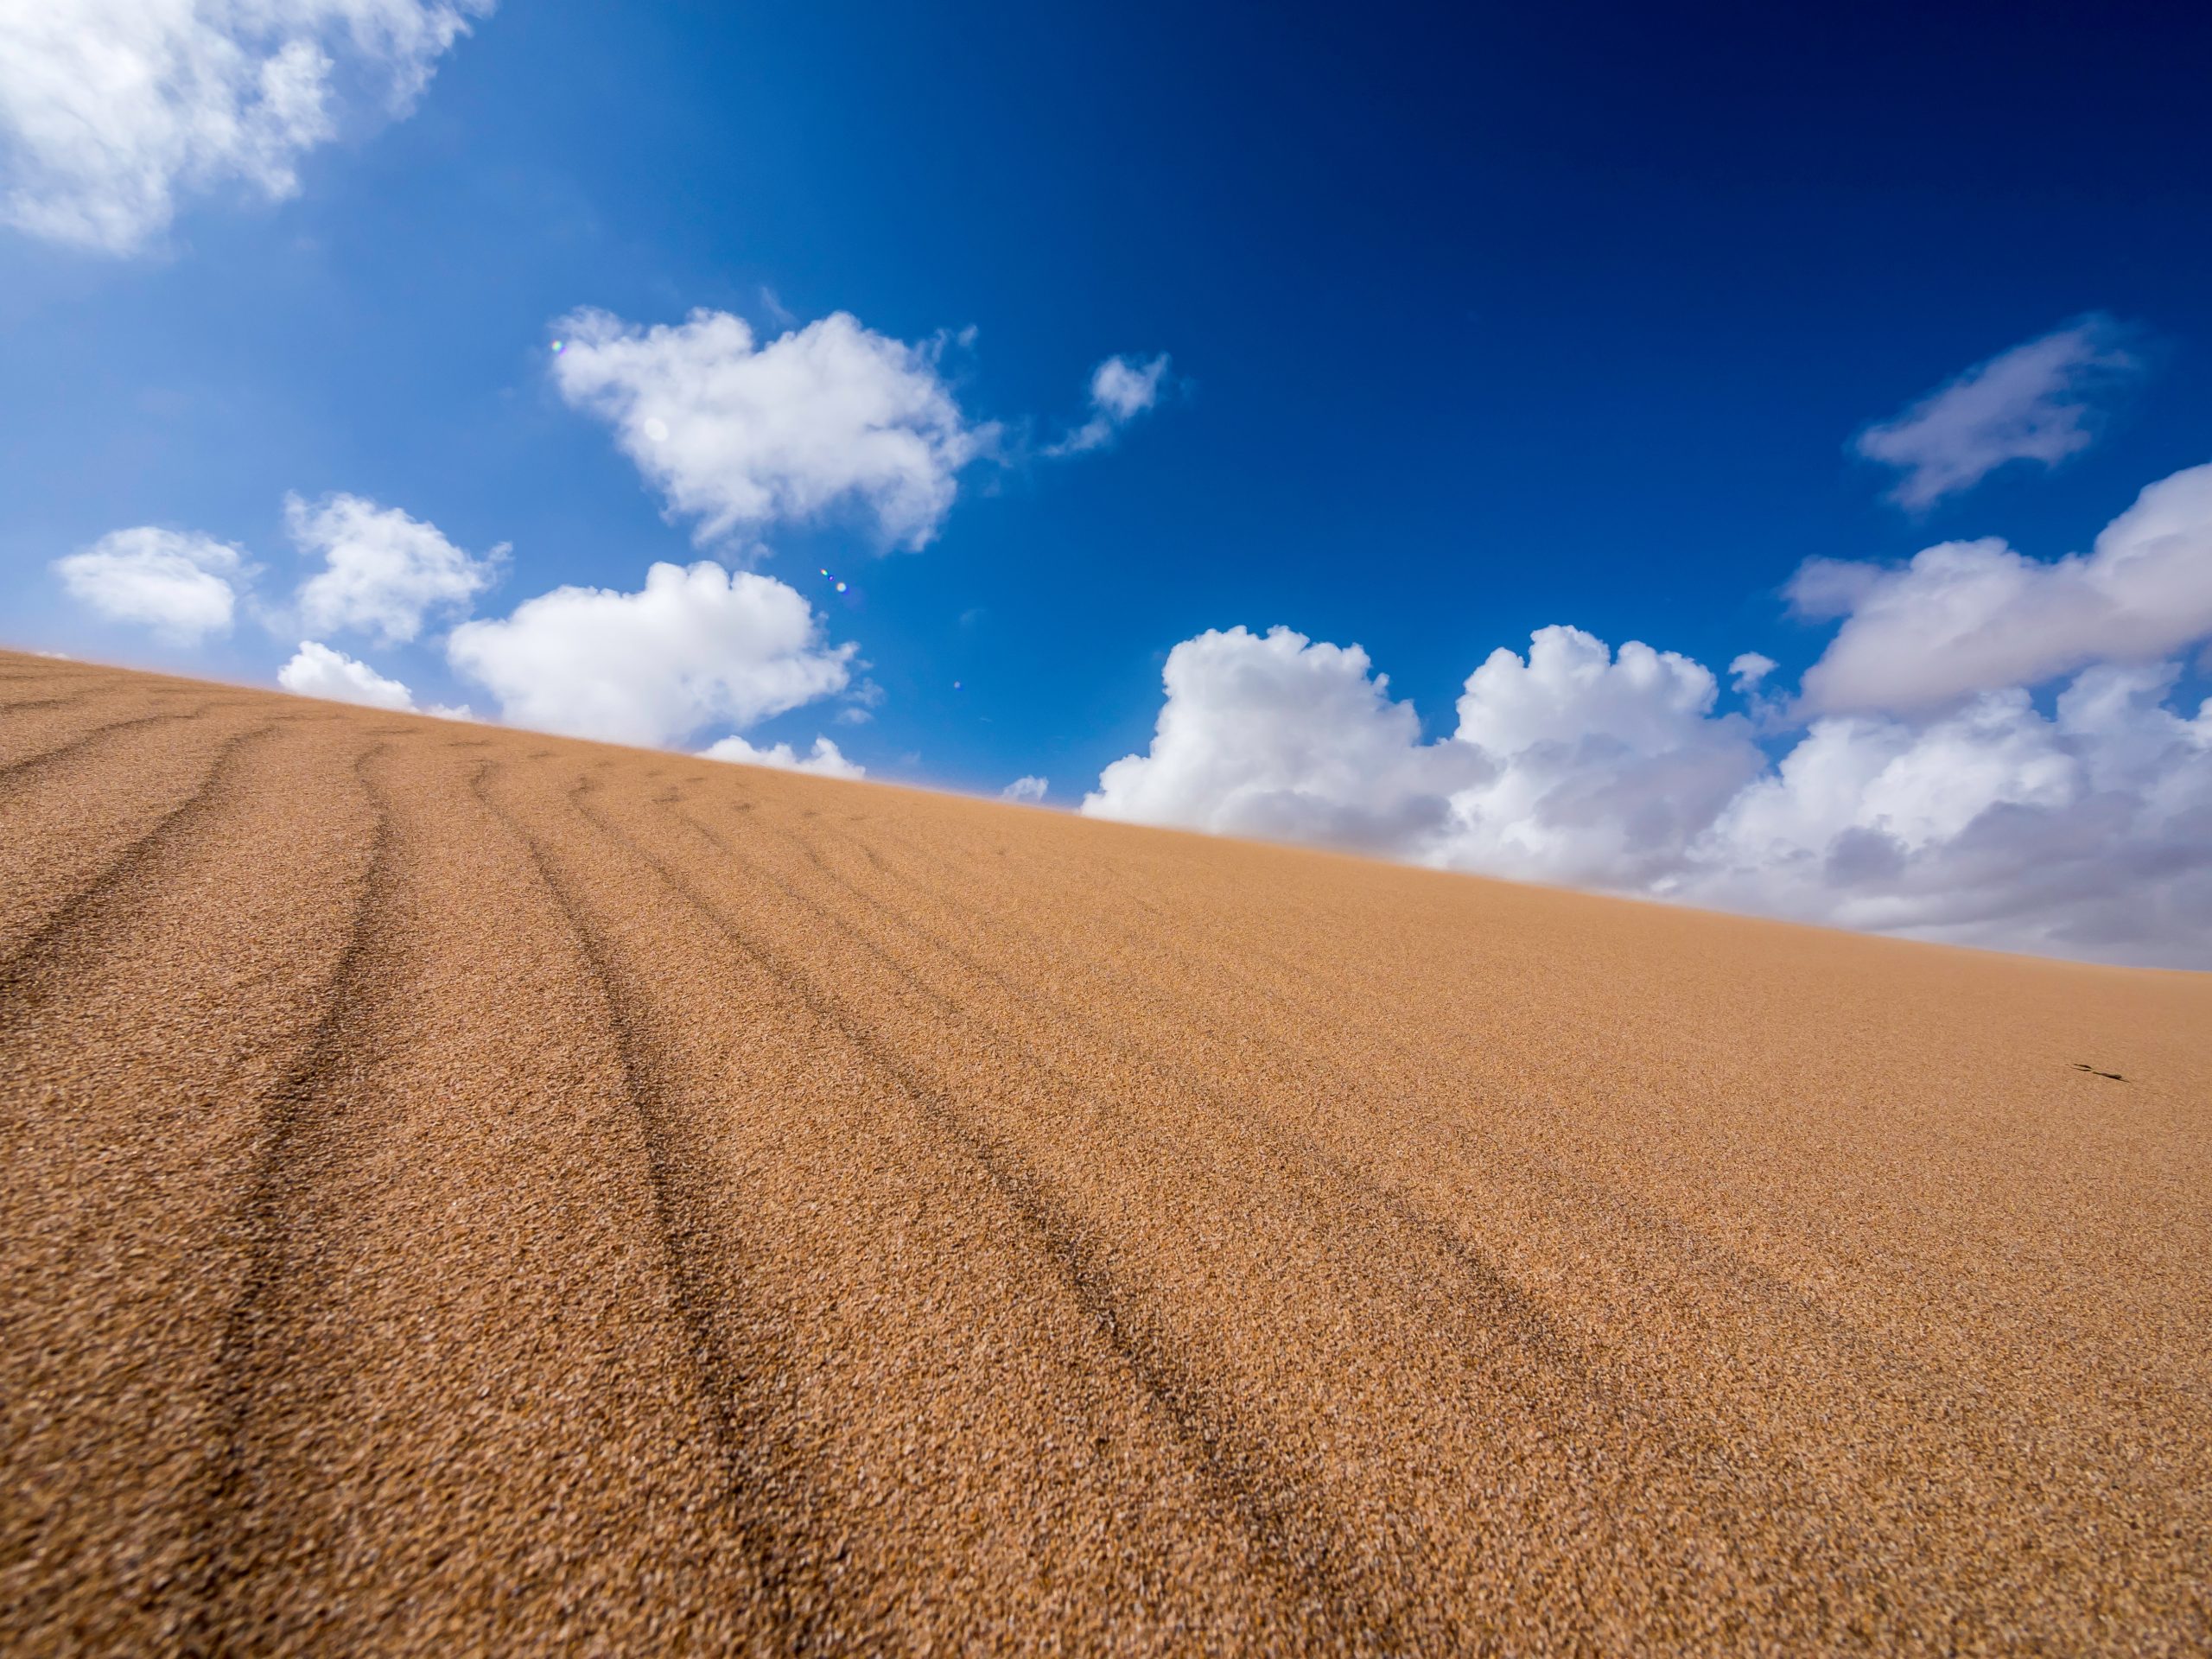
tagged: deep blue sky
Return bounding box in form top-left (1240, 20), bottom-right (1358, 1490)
top-left (5, 0), bottom-right (2209, 794)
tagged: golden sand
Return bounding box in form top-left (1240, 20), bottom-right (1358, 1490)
top-left (3, 650), bottom-right (2207, 1654)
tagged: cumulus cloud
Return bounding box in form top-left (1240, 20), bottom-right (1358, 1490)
top-left (0, 0), bottom-right (492, 254)
top-left (1048, 353), bottom-right (1171, 456)
top-left (49, 491), bottom-right (507, 654)
top-left (1684, 667), bottom-right (2212, 963)
top-left (550, 307), bottom-right (994, 550)
top-left (276, 639), bottom-right (416, 709)
top-left (1087, 626), bottom-right (1761, 891)
top-left (287, 491), bottom-right (500, 644)
top-left (702, 733), bottom-right (865, 779)
top-left (447, 559), bottom-right (854, 748)
top-left (52, 525), bottom-right (248, 642)
top-left (1087, 626), bottom-right (1491, 852)
top-left (1001, 774), bottom-right (1048, 803)
top-left (1854, 315), bottom-right (2143, 509)
top-left (1086, 471), bottom-right (2212, 965)
top-left (1443, 629), bottom-right (1770, 889)
top-left (1796, 462), bottom-right (2212, 715)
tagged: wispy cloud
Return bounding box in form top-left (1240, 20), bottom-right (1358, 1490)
top-left (1047, 353), bottom-right (1173, 456)
top-left (1853, 315), bottom-right (2144, 510)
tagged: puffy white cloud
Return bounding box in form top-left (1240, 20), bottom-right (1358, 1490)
top-left (550, 307), bottom-right (994, 550)
top-left (1796, 461), bottom-right (2212, 715)
top-left (287, 491), bottom-right (500, 645)
top-left (1086, 607), bottom-right (2212, 965)
top-left (52, 524), bottom-right (248, 642)
top-left (702, 733), bottom-right (865, 779)
top-left (1853, 315), bottom-right (2142, 509)
top-left (0, 0), bottom-right (492, 255)
top-left (49, 491), bottom-right (507, 656)
top-left (1442, 629), bottom-right (1769, 889)
top-left (1086, 626), bottom-right (1490, 852)
top-left (446, 559), bottom-right (853, 748)
top-left (1677, 666), bottom-right (2212, 964)
top-left (1086, 626), bottom-right (1761, 891)
top-left (1049, 353), bottom-right (1171, 455)
top-left (1001, 774), bottom-right (1048, 803)
top-left (276, 639), bottom-right (415, 709)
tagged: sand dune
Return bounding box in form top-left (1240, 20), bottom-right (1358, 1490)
top-left (3, 649), bottom-right (2208, 1655)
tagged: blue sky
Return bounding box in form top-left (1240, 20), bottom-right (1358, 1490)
top-left (5, 2), bottom-right (2211, 963)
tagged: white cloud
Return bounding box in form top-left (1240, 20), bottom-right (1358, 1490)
top-left (287, 491), bottom-right (500, 644)
top-left (702, 733), bottom-right (864, 779)
top-left (52, 524), bottom-right (247, 642)
top-left (447, 559), bottom-right (854, 748)
top-left (550, 307), bottom-right (994, 550)
top-left (1729, 652), bottom-right (1777, 693)
top-left (1092, 355), bottom-right (1168, 422)
top-left (1086, 626), bottom-right (1490, 853)
top-left (0, 0), bottom-right (492, 255)
top-left (1048, 353), bottom-right (1171, 455)
top-left (1001, 774), bottom-right (1048, 803)
top-left (1085, 589), bottom-right (2212, 965)
top-left (1796, 461), bottom-right (2212, 715)
top-left (276, 639), bottom-right (415, 709)
top-left (1681, 667), bottom-right (2212, 964)
top-left (49, 492), bottom-right (509, 656)
top-left (1442, 629), bottom-right (1770, 889)
top-left (1088, 625), bottom-right (1761, 892)
top-left (1854, 315), bottom-right (2142, 509)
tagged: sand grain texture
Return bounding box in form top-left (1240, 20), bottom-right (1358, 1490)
top-left (2, 652), bottom-right (2209, 1655)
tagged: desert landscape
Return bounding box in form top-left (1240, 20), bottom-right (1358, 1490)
top-left (2, 646), bottom-right (2208, 1655)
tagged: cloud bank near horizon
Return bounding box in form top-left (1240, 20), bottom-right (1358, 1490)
top-left (32, 266), bottom-right (2208, 968)
top-left (1084, 461), bottom-right (2212, 967)
top-left (45, 459), bottom-right (2212, 966)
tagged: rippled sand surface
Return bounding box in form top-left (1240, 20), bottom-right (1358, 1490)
top-left (3, 650), bottom-right (2208, 1655)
